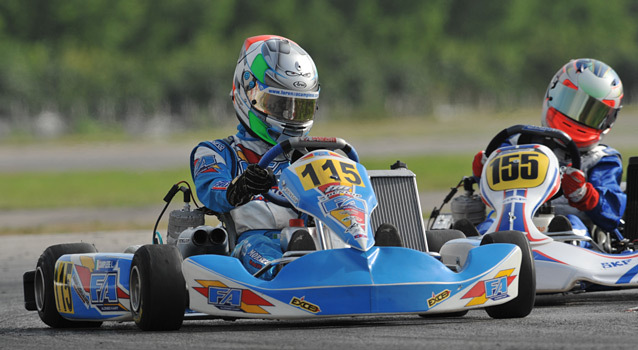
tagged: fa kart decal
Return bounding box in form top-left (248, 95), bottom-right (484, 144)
top-left (193, 280), bottom-right (273, 314)
top-left (194, 156), bottom-right (222, 176)
top-left (54, 258), bottom-right (130, 315)
top-left (427, 289), bottom-right (451, 308)
top-left (462, 269), bottom-right (516, 306)
top-left (290, 296), bottom-right (321, 314)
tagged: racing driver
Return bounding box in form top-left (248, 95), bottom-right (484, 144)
top-left (190, 35), bottom-right (400, 280)
top-left (472, 58), bottom-right (626, 244)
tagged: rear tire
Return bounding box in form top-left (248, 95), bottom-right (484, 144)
top-left (130, 244), bottom-right (185, 331)
top-left (35, 243), bottom-right (103, 328)
top-left (480, 231), bottom-right (535, 318)
top-left (426, 229), bottom-right (466, 253)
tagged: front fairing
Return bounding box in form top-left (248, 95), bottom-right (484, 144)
top-left (279, 150), bottom-right (377, 251)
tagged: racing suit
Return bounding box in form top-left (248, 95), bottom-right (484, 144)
top-left (190, 124), bottom-right (298, 280)
top-left (552, 144), bottom-right (625, 235)
top-left (476, 141), bottom-right (626, 238)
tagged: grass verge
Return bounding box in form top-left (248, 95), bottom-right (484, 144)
top-left (0, 154), bottom-right (471, 210)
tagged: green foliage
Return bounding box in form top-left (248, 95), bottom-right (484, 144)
top-left (0, 0), bottom-right (637, 133)
top-left (0, 168), bottom-right (192, 210)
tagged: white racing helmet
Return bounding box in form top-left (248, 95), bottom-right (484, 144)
top-left (541, 58), bottom-right (623, 151)
top-left (232, 35), bottom-right (320, 145)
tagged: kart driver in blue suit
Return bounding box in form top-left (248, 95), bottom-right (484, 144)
top-left (190, 35), bottom-right (321, 280)
top-left (472, 58), bottom-right (626, 244)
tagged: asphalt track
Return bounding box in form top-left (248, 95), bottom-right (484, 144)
top-left (2, 116), bottom-right (638, 348)
top-left (1, 231), bottom-right (637, 350)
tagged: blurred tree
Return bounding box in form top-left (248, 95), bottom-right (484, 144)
top-left (0, 0), bottom-right (636, 135)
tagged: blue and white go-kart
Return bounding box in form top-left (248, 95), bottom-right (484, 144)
top-left (23, 136), bottom-right (535, 330)
top-left (434, 125), bottom-right (638, 294)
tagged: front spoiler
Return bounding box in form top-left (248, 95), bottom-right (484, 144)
top-left (183, 244), bottom-right (522, 319)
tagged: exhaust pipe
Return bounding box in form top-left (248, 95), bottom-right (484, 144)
top-left (177, 226), bottom-right (230, 258)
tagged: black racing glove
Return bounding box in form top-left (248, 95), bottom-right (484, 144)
top-left (226, 164), bottom-right (276, 207)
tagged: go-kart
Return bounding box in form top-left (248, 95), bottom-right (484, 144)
top-left (429, 125), bottom-right (638, 294)
top-left (23, 136), bottom-right (535, 331)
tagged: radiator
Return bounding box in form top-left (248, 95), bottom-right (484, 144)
top-left (369, 168), bottom-right (428, 252)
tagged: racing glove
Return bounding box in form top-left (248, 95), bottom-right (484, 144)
top-left (472, 150), bottom-right (487, 178)
top-left (561, 167), bottom-right (599, 211)
top-left (226, 164), bottom-right (276, 207)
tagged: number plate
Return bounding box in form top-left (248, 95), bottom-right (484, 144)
top-left (295, 155), bottom-right (364, 191)
top-left (486, 150), bottom-right (550, 191)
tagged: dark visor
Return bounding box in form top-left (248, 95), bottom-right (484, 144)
top-left (249, 87), bottom-right (318, 123)
top-left (550, 83), bottom-right (618, 130)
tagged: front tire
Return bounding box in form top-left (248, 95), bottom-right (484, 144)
top-left (130, 244), bottom-right (185, 331)
top-left (480, 230), bottom-right (535, 318)
top-left (35, 243), bottom-right (102, 328)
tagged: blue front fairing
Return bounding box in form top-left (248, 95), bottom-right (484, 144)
top-left (185, 243), bottom-right (519, 316)
top-left (279, 151), bottom-right (378, 251)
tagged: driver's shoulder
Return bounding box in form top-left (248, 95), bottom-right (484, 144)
top-left (588, 144), bottom-right (620, 159)
top-left (581, 144), bottom-right (621, 170)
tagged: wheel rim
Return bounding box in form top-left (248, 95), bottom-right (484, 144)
top-left (34, 266), bottom-right (46, 312)
top-left (130, 266), bottom-right (142, 312)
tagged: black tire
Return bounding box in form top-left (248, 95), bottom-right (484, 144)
top-left (35, 243), bottom-right (103, 328)
top-left (426, 229), bottom-right (466, 253)
top-left (130, 244), bottom-right (185, 331)
top-left (480, 231), bottom-right (536, 319)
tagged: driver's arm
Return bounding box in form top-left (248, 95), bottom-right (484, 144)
top-left (190, 143), bottom-right (237, 213)
top-left (585, 154), bottom-right (626, 232)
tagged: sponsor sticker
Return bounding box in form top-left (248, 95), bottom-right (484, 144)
top-left (290, 296), bottom-right (321, 313)
top-left (193, 280), bottom-right (273, 314)
top-left (427, 289), bottom-right (451, 308)
top-left (461, 268), bottom-right (516, 306)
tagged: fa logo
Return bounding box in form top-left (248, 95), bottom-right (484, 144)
top-left (90, 273), bottom-right (118, 303)
top-left (209, 287), bottom-right (242, 311)
top-left (484, 276), bottom-right (509, 301)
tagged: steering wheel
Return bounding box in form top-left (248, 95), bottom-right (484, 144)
top-left (257, 137), bottom-right (360, 207)
top-left (484, 124), bottom-right (581, 170)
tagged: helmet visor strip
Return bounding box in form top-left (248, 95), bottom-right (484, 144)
top-left (248, 86), bottom-right (318, 123)
top-left (550, 83), bottom-right (617, 130)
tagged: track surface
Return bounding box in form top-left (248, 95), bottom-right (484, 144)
top-left (2, 231), bottom-right (637, 350)
top-left (2, 116), bottom-right (638, 347)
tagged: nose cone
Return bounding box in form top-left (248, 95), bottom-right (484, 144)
top-left (344, 225), bottom-right (374, 251)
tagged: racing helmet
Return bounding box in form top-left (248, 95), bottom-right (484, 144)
top-left (231, 35), bottom-right (320, 145)
top-left (541, 58), bottom-right (623, 151)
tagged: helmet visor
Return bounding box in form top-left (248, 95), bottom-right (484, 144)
top-left (550, 83), bottom-right (618, 130)
top-left (248, 87), bottom-right (319, 123)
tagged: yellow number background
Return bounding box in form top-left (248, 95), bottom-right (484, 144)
top-left (486, 150), bottom-right (550, 191)
top-left (295, 158), bottom-right (364, 191)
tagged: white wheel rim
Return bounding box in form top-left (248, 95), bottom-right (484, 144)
top-left (34, 266), bottom-right (46, 312)
top-left (130, 266), bottom-right (142, 312)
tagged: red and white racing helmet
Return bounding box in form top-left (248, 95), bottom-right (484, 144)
top-left (541, 58), bottom-right (623, 151)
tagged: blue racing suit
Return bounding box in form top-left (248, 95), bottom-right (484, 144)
top-left (477, 142), bottom-right (626, 238)
top-left (190, 124), bottom-right (298, 280)
top-left (553, 144), bottom-right (626, 234)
